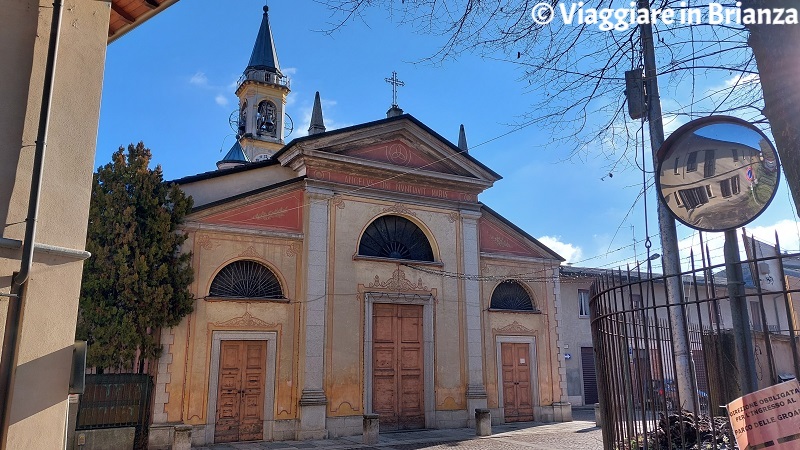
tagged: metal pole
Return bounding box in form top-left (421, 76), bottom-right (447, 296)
top-left (724, 230), bottom-right (758, 394)
top-left (639, 0), bottom-right (696, 410)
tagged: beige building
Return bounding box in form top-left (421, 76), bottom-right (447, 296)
top-left (148, 6), bottom-right (572, 446)
top-left (559, 261), bottom-right (800, 407)
top-left (0, 1), bottom-right (178, 448)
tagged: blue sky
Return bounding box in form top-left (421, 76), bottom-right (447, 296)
top-left (96, 0), bottom-right (800, 271)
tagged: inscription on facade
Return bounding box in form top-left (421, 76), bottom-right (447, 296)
top-left (313, 171), bottom-right (478, 202)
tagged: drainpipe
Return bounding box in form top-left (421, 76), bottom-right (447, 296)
top-left (0, 0), bottom-right (64, 446)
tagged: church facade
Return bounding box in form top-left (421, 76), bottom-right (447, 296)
top-left (149, 6), bottom-right (571, 447)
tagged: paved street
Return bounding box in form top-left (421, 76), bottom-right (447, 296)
top-left (197, 409), bottom-right (603, 450)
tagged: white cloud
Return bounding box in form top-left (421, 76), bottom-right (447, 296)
top-left (189, 72), bottom-right (237, 108)
top-left (215, 94), bottom-right (230, 107)
top-left (285, 91), bottom-right (297, 107)
top-left (670, 219), bottom-right (800, 272)
top-left (702, 73), bottom-right (761, 104)
top-left (538, 236), bottom-right (583, 263)
top-left (662, 113), bottom-right (687, 135)
top-left (745, 219), bottom-right (800, 253)
top-left (189, 72), bottom-right (208, 86)
top-left (725, 73), bottom-right (760, 88)
top-left (282, 67), bottom-right (298, 76)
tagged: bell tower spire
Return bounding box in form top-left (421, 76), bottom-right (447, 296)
top-left (233, 4), bottom-right (290, 162)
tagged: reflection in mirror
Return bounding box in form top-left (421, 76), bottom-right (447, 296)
top-left (657, 118), bottom-right (780, 232)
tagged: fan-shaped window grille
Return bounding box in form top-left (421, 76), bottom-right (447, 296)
top-left (358, 215), bottom-right (434, 262)
top-left (209, 260), bottom-right (284, 299)
top-left (490, 280), bottom-right (536, 311)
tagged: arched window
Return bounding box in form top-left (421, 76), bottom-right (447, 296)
top-left (358, 215), bottom-right (434, 262)
top-left (209, 260), bottom-right (283, 299)
top-left (256, 100), bottom-right (278, 136)
top-left (238, 100), bottom-right (247, 134)
top-left (490, 280), bottom-right (536, 311)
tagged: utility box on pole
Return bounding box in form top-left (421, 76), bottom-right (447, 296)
top-left (624, 69), bottom-right (646, 120)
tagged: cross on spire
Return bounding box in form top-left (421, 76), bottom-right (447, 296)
top-left (385, 71), bottom-right (405, 107)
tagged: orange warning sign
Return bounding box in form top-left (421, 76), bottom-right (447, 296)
top-left (727, 379), bottom-right (800, 449)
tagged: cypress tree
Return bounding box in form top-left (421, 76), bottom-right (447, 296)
top-left (77, 143), bottom-right (194, 371)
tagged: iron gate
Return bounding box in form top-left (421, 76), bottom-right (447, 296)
top-left (590, 243), bottom-right (800, 449)
top-left (75, 374), bottom-right (154, 450)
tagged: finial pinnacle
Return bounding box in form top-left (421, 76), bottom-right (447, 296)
top-left (308, 91), bottom-right (327, 135)
top-left (458, 124), bottom-right (469, 153)
top-left (263, 5), bottom-right (269, 13)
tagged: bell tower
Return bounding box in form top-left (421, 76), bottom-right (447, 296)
top-left (234, 5), bottom-right (290, 162)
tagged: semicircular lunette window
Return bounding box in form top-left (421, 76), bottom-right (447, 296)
top-left (490, 280), bottom-right (536, 311)
top-left (358, 215), bottom-right (434, 262)
top-left (209, 260), bottom-right (284, 299)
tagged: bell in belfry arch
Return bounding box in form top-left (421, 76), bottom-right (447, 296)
top-left (264, 116), bottom-right (275, 132)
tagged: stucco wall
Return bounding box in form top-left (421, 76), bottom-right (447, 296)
top-left (159, 173), bottom-right (565, 442)
top-left (558, 278), bottom-right (595, 406)
top-left (480, 259), bottom-right (564, 413)
top-left (327, 196), bottom-right (458, 416)
top-left (0, 1), bottom-right (109, 448)
top-left (158, 228), bottom-right (302, 427)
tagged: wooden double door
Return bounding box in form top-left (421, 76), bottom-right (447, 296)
top-left (501, 342), bottom-right (534, 422)
top-left (215, 340), bottom-right (267, 443)
top-left (372, 303), bottom-right (425, 431)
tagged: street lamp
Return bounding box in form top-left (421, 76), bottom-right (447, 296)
top-left (632, 253), bottom-right (661, 273)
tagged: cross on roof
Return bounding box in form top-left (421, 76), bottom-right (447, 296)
top-left (385, 71), bottom-right (405, 107)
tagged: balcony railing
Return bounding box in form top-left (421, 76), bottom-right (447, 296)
top-left (238, 70), bottom-right (290, 89)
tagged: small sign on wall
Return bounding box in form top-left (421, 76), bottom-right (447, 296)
top-left (727, 379), bottom-right (800, 449)
top-left (564, 353), bottom-right (572, 360)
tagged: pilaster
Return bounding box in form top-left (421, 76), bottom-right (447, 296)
top-left (298, 187), bottom-right (332, 439)
top-left (460, 210), bottom-right (487, 423)
top-left (551, 267), bottom-right (569, 402)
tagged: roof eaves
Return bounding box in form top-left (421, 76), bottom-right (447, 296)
top-left (169, 158), bottom-right (281, 185)
top-left (274, 114), bottom-right (502, 180)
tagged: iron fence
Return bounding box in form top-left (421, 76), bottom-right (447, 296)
top-left (590, 242), bottom-right (800, 449)
top-left (76, 373), bottom-right (154, 450)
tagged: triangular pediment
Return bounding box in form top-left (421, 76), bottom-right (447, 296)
top-left (192, 188), bottom-right (303, 233)
top-left (479, 206), bottom-right (564, 261)
top-left (276, 115), bottom-right (502, 187)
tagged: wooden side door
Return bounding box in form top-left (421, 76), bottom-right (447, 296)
top-left (501, 342), bottom-right (534, 422)
top-left (215, 340), bottom-right (267, 443)
top-left (372, 303), bottom-right (425, 431)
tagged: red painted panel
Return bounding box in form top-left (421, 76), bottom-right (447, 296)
top-left (342, 140), bottom-right (454, 173)
top-left (202, 190), bottom-right (303, 232)
top-left (479, 217), bottom-right (545, 257)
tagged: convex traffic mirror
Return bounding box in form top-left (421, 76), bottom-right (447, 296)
top-left (656, 116), bottom-right (780, 232)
